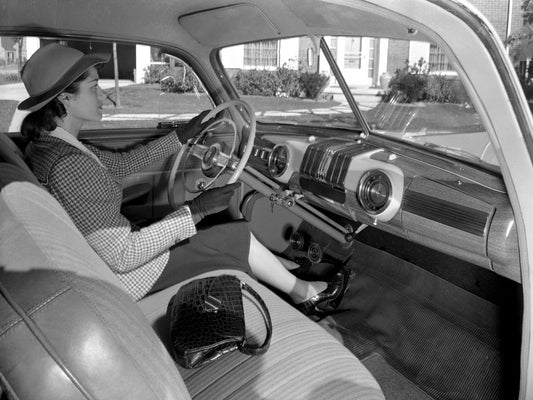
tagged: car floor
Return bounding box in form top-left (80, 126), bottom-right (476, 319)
top-left (312, 232), bottom-right (523, 400)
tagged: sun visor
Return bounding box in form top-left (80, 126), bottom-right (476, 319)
top-left (179, 4), bottom-right (281, 48)
top-left (282, 0), bottom-right (431, 42)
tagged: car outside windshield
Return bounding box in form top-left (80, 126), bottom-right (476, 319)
top-left (220, 35), bottom-right (496, 168)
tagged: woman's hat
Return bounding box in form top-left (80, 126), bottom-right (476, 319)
top-left (18, 43), bottom-right (110, 112)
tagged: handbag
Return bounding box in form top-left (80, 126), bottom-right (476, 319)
top-left (167, 274), bottom-right (272, 369)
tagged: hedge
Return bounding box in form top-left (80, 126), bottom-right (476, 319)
top-left (143, 64), bottom-right (204, 93)
top-left (387, 59), bottom-right (469, 104)
top-left (232, 68), bottom-right (329, 99)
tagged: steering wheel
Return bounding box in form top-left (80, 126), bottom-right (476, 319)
top-left (167, 99), bottom-right (256, 209)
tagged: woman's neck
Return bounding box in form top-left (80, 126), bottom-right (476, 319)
top-left (55, 117), bottom-right (81, 138)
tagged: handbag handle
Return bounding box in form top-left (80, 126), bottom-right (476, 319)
top-left (239, 282), bottom-right (273, 356)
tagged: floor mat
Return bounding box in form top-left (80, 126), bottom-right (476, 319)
top-left (362, 353), bottom-right (434, 400)
top-left (320, 241), bottom-right (521, 400)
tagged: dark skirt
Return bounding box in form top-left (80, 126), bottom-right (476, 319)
top-left (147, 220), bottom-right (252, 294)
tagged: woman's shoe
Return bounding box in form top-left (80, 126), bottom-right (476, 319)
top-left (296, 266), bottom-right (352, 316)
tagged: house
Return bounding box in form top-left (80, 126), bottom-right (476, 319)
top-left (5, 1), bottom-right (525, 87)
top-left (0, 37), bottom-right (19, 66)
top-left (222, 0), bottom-right (524, 89)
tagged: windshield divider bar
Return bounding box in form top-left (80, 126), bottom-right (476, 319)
top-left (319, 37), bottom-right (371, 139)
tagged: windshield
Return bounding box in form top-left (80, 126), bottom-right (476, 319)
top-left (220, 35), bottom-right (496, 168)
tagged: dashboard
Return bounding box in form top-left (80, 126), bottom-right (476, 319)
top-left (246, 133), bottom-right (520, 283)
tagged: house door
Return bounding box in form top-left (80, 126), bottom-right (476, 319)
top-left (339, 37), bottom-right (372, 87)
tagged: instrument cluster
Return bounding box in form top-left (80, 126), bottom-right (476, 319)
top-left (251, 135), bottom-right (404, 224)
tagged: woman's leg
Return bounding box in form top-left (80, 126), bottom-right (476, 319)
top-left (248, 232), bottom-right (327, 303)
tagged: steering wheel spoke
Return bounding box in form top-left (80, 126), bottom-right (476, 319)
top-left (189, 142), bottom-right (209, 160)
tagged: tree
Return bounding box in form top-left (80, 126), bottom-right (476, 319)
top-left (507, 0), bottom-right (533, 63)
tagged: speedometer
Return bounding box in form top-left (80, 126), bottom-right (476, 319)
top-left (268, 145), bottom-right (289, 178)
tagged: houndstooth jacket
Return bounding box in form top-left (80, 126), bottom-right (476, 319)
top-left (26, 129), bottom-right (197, 301)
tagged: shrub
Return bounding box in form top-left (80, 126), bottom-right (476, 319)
top-left (4, 73), bottom-right (21, 82)
top-left (233, 69), bottom-right (280, 96)
top-left (232, 68), bottom-right (329, 99)
top-left (387, 58), bottom-right (468, 104)
top-left (143, 64), bottom-right (204, 93)
top-left (299, 72), bottom-right (329, 99)
top-left (165, 68), bottom-right (202, 93)
top-left (277, 67), bottom-right (301, 97)
top-left (143, 64), bottom-right (168, 84)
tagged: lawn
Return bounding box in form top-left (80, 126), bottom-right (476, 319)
top-left (100, 84), bottom-right (340, 114)
top-left (85, 83), bottom-right (341, 129)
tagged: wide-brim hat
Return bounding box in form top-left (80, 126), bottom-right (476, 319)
top-left (18, 43), bottom-right (110, 112)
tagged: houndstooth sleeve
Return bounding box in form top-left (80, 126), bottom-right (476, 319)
top-left (48, 153), bottom-right (197, 273)
top-left (87, 132), bottom-right (182, 179)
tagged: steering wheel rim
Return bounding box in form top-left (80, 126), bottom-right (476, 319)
top-left (167, 99), bottom-right (256, 209)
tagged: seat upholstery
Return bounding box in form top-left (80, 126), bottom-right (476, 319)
top-left (0, 163), bottom-right (385, 400)
top-left (0, 133), bottom-right (37, 184)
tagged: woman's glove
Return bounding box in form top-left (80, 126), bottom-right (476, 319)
top-left (179, 110), bottom-right (213, 143)
top-left (187, 183), bottom-right (240, 223)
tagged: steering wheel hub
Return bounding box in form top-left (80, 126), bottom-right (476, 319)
top-left (167, 99), bottom-right (256, 209)
top-left (202, 144), bottom-right (223, 177)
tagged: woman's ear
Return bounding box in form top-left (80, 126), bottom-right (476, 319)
top-left (57, 93), bottom-right (70, 108)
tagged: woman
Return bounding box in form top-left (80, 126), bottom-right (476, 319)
top-left (19, 43), bottom-right (350, 315)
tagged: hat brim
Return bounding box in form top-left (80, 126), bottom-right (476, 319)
top-left (18, 52), bottom-right (111, 112)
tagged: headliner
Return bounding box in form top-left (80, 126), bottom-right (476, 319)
top-left (0, 0), bottom-right (437, 51)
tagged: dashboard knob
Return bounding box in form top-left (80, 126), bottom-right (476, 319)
top-left (307, 243), bottom-right (323, 263)
top-left (289, 232), bottom-right (305, 250)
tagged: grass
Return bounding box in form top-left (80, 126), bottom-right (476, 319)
top-left (84, 84), bottom-right (341, 129)
top-left (100, 84), bottom-right (340, 114)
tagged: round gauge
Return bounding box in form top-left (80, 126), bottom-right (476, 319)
top-left (268, 145), bottom-right (289, 178)
top-left (357, 170), bottom-right (392, 214)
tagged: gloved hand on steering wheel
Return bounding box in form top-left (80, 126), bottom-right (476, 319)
top-left (179, 110), bottom-right (215, 143)
top-left (187, 183), bottom-right (240, 223)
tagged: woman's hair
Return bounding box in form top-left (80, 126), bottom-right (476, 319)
top-left (21, 70), bottom-right (90, 141)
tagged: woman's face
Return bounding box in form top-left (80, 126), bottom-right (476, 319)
top-left (65, 66), bottom-right (103, 123)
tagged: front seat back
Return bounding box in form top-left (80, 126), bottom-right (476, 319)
top-left (0, 164), bottom-right (191, 399)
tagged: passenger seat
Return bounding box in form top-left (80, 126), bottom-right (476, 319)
top-left (0, 162), bottom-right (385, 400)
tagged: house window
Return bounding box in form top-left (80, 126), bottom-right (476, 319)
top-left (244, 40), bottom-right (279, 68)
top-left (344, 37), bottom-right (362, 69)
top-left (330, 37), bottom-right (338, 61)
top-left (429, 44), bottom-right (452, 72)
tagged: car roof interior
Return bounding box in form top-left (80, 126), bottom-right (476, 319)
top-left (0, 0), bottom-right (430, 51)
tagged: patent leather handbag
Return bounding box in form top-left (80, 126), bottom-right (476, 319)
top-left (167, 274), bottom-right (272, 369)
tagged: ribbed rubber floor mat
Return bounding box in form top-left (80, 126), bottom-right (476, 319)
top-left (362, 353), bottom-right (434, 400)
top-left (326, 241), bottom-right (520, 400)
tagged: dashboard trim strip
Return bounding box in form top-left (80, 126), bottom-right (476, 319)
top-left (403, 190), bottom-right (489, 237)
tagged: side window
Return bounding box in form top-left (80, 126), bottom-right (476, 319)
top-left (0, 36), bottom-right (212, 133)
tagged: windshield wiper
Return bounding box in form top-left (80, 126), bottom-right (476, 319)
top-left (319, 37), bottom-right (371, 139)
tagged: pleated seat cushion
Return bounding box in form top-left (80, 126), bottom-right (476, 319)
top-left (140, 270), bottom-right (385, 400)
